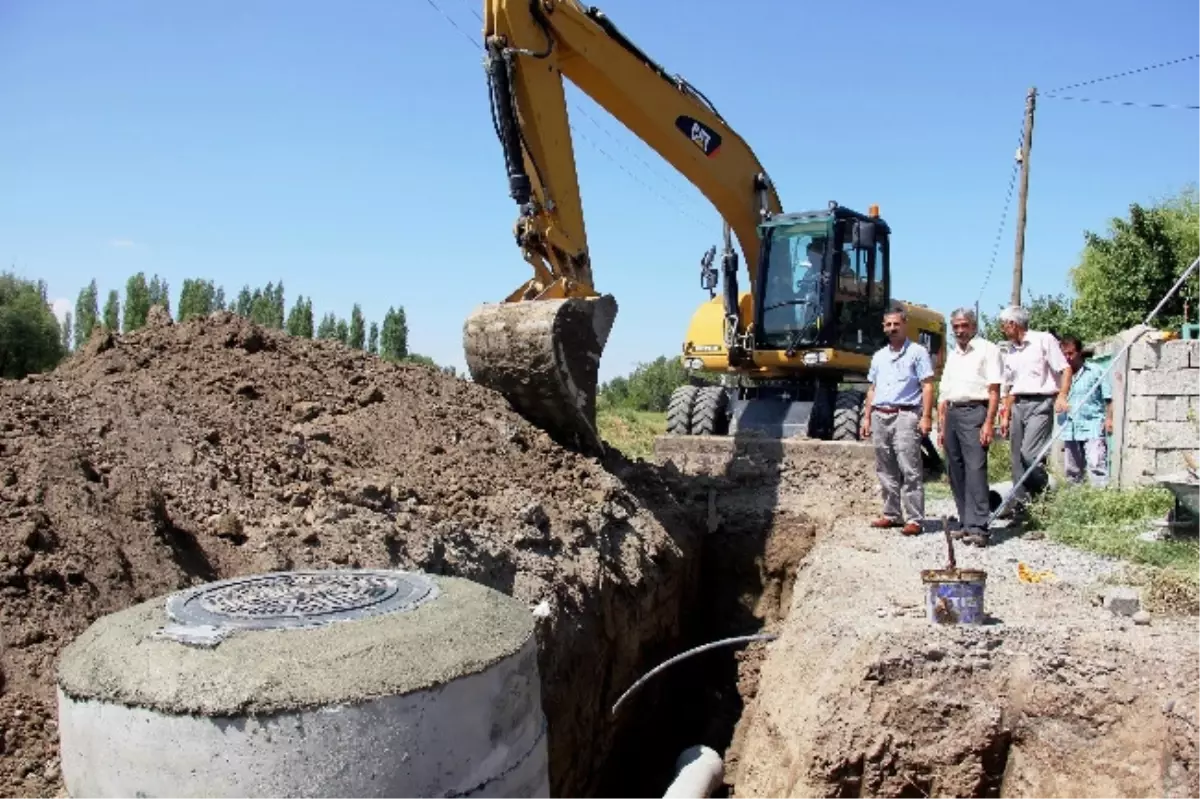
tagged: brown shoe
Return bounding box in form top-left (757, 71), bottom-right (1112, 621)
top-left (871, 517), bottom-right (902, 529)
top-left (901, 521), bottom-right (922, 536)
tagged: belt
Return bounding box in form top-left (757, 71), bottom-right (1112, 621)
top-left (946, 399), bottom-right (987, 408)
top-left (873, 405), bottom-right (918, 414)
top-left (1013, 393), bottom-right (1055, 402)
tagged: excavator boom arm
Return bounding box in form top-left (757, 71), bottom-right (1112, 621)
top-left (465, 0), bottom-right (782, 456)
top-left (483, 0), bottom-right (783, 294)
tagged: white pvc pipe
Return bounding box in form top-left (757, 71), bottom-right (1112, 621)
top-left (663, 745), bottom-right (724, 798)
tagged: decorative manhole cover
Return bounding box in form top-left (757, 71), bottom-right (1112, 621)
top-left (163, 569), bottom-right (439, 636)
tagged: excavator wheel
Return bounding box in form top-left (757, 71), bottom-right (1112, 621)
top-left (690, 385), bottom-right (730, 436)
top-left (666, 385), bottom-right (700, 435)
top-left (831, 389), bottom-right (866, 442)
top-left (463, 294), bottom-right (618, 455)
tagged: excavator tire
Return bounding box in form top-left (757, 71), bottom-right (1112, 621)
top-left (463, 294), bottom-right (618, 455)
top-left (690, 385), bottom-right (730, 436)
top-left (666, 385), bottom-right (700, 435)
top-left (832, 389), bottom-right (865, 442)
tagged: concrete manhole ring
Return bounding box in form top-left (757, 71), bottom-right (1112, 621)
top-left (164, 569), bottom-right (440, 631)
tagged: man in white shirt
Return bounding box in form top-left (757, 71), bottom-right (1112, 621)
top-left (998, 305), bottom-right (1073, 512)
top-left (937, 308), bottom-right (1002, 546)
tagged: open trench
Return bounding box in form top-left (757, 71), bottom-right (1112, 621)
top-left (592, 496), bottom-right (818, 798)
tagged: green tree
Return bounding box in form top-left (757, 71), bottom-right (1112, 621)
top-left (214, 286), bottom-right (227, 311)
top-left (980, 292), bottom-right (1080, 343)
top-left (147, 274), bottom-right (171, 316)
top-left (349, 304), bottom-right (366, 349)
top-left (367, 322), bottom-right (379, 355)
top-left (1070, 186), bottom-right (1199, 338)
top-left (335, 318), bottom-right (349, 344)
top-left (286, 295), bottom-right (314, 338)
top-left (74, 279), bottom-right (99, 349)
top-left (235, 286), bottom-right (253, 317)
top-left (317, 312), bottom-right (339, 340)
top-left (123, 272), bottom-right (151, 331)
top-left (0, 272), bottom-right (67, 378)
top-left (379, 306), bottom-right (408, 361)
top-left (60, 311), bottom-right (72, 352)
top-left (178, 278), bottom-right (219, 321)
top-left (102, 289), bottom-right (120, 331)
top-left (271, 281), bottom-right (285, 328)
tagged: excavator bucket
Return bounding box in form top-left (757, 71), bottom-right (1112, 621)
top-left (463, 294), bottom-right (618, 455)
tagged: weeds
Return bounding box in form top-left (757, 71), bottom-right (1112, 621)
top-left (1025, 484), bottom-right (1199, 614)
top-left (598, 408), bottom-right (666, 461)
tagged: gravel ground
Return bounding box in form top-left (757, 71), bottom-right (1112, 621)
top-left (732, 492), bottom-right (1200, 798)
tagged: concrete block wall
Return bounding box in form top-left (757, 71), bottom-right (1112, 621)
top-left (1092, 327), bottom-right (1199, 487)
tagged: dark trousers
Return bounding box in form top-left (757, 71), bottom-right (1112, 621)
top-left (944, 403), bottom-right (990, 535)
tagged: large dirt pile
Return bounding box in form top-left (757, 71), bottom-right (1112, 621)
top-left (734, 514), bottom-right (1200, 798)
top-left (0, 311), bottom-right (701, 798)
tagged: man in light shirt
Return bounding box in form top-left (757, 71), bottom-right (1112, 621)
top-left (937, 308), bottom-right (1002, 546)
top-left (998, 305), bottom-right (1073, 512)
top-left (1058, 335), bottom-right (1112, 487)
top-left (860, 305), bottom-right (936, 536)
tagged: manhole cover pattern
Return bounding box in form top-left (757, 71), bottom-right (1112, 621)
top-left (165, 570), bottom-right (439, 631)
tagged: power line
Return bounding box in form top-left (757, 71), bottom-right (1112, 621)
top-left (1042, 94), bottom-right (1198, 111)
top-left (422, 0), bottom-right (479, 49)
top-left (1044, 53), bottom-right (1198, 95)
top-left (975, 117), bottom-right (1027, 305)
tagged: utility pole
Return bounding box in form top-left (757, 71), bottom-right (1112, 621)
top-left (1011, 87), bottom-right (1036, 306)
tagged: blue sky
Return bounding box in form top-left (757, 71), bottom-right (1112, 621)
top-left (2, 0), bottom-right (1197, 382)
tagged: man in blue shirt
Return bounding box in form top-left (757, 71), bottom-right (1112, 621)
top-left (860, 305), bottom-right (936, 535)
top-left (1058, 335), bottom-right (1113, 487)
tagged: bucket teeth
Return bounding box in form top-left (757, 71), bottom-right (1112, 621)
top-left (463, 295), bottom-right (618, 455)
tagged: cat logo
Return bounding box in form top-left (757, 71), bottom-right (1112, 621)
top-left (674, 115), bottom-right (722, 157)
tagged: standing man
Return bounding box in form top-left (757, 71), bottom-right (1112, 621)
top-left (998, 305), bottom-right (1073, 512)
top-left (860, 305), bottom-right (936, 536)
top-left (1058, 335), bottom-right (1112, 487)
top-left (937, 308), bottom-right (1003, 546)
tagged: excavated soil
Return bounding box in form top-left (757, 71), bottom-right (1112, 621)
top-left (733, 512), bottom-right (1200, 798)
top-left (0, 310), bottom-right (702, 798)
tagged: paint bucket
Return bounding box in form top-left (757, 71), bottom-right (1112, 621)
top-left (921, 568), bottom-right (987, 625)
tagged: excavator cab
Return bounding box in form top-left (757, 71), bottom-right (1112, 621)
top-left (753, 203), bottom-right (890, 358)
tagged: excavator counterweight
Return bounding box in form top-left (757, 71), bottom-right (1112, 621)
top-left (464, 294), bottom-right (618, 455)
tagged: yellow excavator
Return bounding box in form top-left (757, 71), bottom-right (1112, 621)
top-left (462, 0), bottom-right (946, 455)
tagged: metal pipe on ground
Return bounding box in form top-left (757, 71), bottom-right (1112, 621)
top-left (990, 255), bottom-right (1200, 524)
top-left (663, 745), bottom-right (725, 798)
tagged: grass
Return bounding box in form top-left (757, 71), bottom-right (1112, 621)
top-left (1023, 484), bottom-right (1199, 615)
top-left (597, 407), bottom-right (667, 461)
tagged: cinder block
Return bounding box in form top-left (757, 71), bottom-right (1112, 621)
top-left (1161, 340), bottom-right (1198, 370)
top-left (1157, 396), bottom-right (1192, 422)
top-left (1157, 449), bottom-right (1191, 475)
top-left (1129, 421), bottom-right (1199, 449)
top-left (1129, 341), bottom-right (1160, 369)
top-left (1127, 395), bottom-right (1157, 421)
top-left (1130, 369), bottom-right (1199, 396)
top-left (1120, 448), bottom-right (1156, 485)
top-left (1102, 586), bottom-right (1142, 617)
